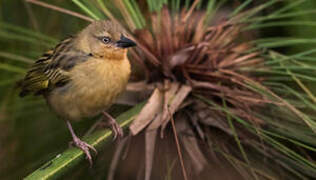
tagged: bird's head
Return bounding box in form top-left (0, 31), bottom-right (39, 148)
top-left (76, 20), bottom-right (136, 60)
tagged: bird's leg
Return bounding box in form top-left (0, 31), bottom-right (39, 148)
top-left (66, 121), bottom-right (97, 167)
top-left (102, 111), bottom-right (124, 140)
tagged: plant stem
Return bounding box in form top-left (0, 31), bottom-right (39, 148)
top-left (24, 102), bottom-right (145, 180)
top-left (26, 0), bottom-right (93, 22)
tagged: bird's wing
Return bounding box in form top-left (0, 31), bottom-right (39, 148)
top-left (18, 37), bottom-right (89, 97)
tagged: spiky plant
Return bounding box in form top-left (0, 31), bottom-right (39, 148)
top-left (98, 1), bottom-right (316, 179)
top-left (1, 0), bottom-right (316, 179)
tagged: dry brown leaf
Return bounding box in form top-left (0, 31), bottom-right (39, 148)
top-left (151, 13), bottom-right (162, 58)
top-left (182, 0), bottom-right (200, 22)
top-left (130, 88), bottom-right (163, 135)
top-left (169, 46), bottom-right (195, 69)
top-left (144, 81), bottom-right (178, 131)
top-left (161, 84), bottom-right (192, 135)
top-left (238, 58), bottom-right (263, 68)
top-left (136, 42), bottom-right (161, 66)
top-left (161, 6), bottom-right (173, 55)
top-left (161, 82), bottom-right (180, 125)
top-left (144, 129), bottom-right (158, 180)
top-left (192, 13), bottom-right (206, 44)
top-left (134, 29), bottom-right (155, 51)
top-left (176, 116), bottom-right (208, 173)
top-left (219, 52), bottom-right (259, 68)
top-left (147, 110), bottom-right (163, 131)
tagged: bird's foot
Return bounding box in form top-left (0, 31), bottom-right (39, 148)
top-left (71, 136), bottom-right (97, 167)
top-left (108, 119), bottom-right (124, 140)
top-left (102, 111), bottom-right (124, 140)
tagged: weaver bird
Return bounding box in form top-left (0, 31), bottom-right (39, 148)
top-left (18, 20), bottom-right (136, 166)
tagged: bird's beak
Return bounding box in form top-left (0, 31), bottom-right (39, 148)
top-left (116, 35), bottom-right (136, 48)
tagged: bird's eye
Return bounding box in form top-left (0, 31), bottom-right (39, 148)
top-left (101, 37), bottom-right (111, 44)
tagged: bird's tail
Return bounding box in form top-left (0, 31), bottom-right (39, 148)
top-left (15, 79), bottom-right (28, 97)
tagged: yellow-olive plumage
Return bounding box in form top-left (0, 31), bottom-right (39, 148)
top-left (18, 20), bottom-right (136, 166)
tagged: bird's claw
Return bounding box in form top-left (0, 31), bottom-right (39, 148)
top-left (102, 112), bottom-right (124, 140)
top-left (109, 120), bottom-right (124, 140)
top-left (71, 137), bottom-right (97, 167)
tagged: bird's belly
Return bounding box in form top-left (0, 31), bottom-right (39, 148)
top-left (47, 58), bottom-right (130, 121)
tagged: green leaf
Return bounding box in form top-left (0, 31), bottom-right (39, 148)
top-left (72, 0), bottom-right (100, 20)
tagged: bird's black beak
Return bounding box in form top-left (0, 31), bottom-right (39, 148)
top-left (116, 35), bottom-right (136, 48)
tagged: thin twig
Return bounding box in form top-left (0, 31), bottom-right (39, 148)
top-left (145, 129), bottom-right (158, 180)
top-left (23, 0), bottom-right (40, 31)
top-left (26, 0), bottom-right (94, 22)
top-left (170, 110), bottom-right (188, 180)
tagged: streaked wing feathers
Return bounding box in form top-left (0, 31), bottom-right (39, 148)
top-left (19, 37), bottom-right (88, 97)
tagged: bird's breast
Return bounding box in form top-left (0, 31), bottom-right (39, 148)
top-left (48, 57), bottom-right (131, 121)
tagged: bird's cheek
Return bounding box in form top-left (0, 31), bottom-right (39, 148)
top-left (91, 45), bottom-right (107, 56)
top-left (89, 44), bottom-right (100, 54)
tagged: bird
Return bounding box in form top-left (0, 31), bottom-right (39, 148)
top-left (17, 20), bottom-right (136, 166)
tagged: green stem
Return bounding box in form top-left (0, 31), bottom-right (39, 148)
top-left (24, 102), bottom-right (145, 180)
